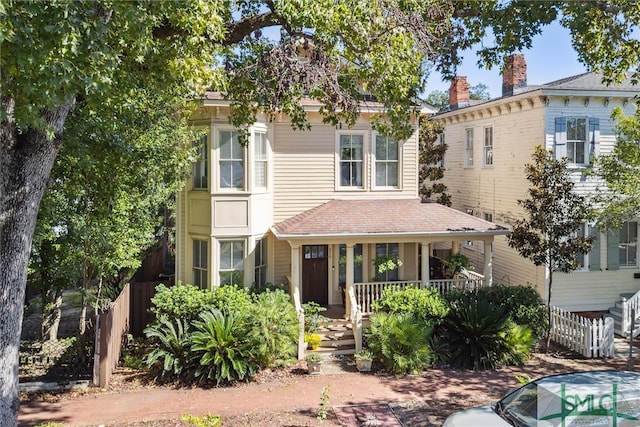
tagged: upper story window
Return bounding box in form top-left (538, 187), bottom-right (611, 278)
top-left (483, 126), bottom-right (493, 166)
top-left (438, 133), bottom-right (445, 167)
top-left (567, 117), bottom-right (587, 164)
top-left (619, 220), bottom-right (638, 268)
top-left (192, 239), bottom-right (208, 289)
top-left (339, 134), bottom-right (364, 188)
top-left (254, 131), bottom-right (268, 190)
top-left (483, 211), bottom-right (493, 222)
top-left (193, 134), bottom-right (208, 189)
top-left (555, 117), bottom-right (599, 166)
top-left (219, 130), bottom-right (244, 189)
top-left (220, 240), bottom-right (244, 286)
top-left (465, 129), bottom-right (474, 167)
top-left (374, 134), bottom-right (399, 188)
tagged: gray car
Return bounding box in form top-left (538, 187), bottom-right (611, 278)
top-left (443, 371), bottom-right (640, 427)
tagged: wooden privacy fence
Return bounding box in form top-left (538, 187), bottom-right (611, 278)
top-left (93, 283), bottom-right (130, 388)
top-left (549, 305), bottom-right (614, 358)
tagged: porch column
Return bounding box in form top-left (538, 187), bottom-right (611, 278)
top-left (421, 242), bottom-right (430, 288)
top-left (483, 241), bottom-right (493, 287)
top-left (345, 243), bottom-right (354, 318)
top-left (452, 240), bottom-right (459, 254)
top-left (291, 244), bottom-right (301, 304)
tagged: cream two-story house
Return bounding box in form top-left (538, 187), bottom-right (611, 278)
top-left (175, 93), bottom-right (509, 320)
top-left (431, 54), bottom-right (639, 316)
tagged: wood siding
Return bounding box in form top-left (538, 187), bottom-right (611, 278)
top-left (434, 91), bottom-right (639, 310)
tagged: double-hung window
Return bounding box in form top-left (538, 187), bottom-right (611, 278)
top-left (193, 134), bottom-right (208, 189)
top-left (254, 237), bottom-right (267, 288)
top-left (483, 126), bottom-right (493, 166)
top-left (192, 239), bottom-right (208, 289)
top-left (574, 222), bottom-right (590, 271)
top-left (339, 134), bottom-right (363, 187)
top-left (465, 129), bottom-right (474, 167)
top-left (219, 130), bottom-right (244, 189)
top-left (338, 244), bottom-right (364, 286)
top-left (375, 135), bottom-right (399, 188)
top-left (220, 240), bottom-right (244, 286)
top-left (254, 131), bottom-right (268, 190)
top-left (567, 117), bottom-right (587, 165)
top-left (619, 221), bottom-right (638, 268)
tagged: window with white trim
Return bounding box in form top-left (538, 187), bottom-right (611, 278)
top-left (483, 126), bottom-right (493, 166)
top-left (567, 117), bottom-right (587, 165)
top-left (193, 134), bottom-right (208, 189)
top-left (192, 239), bottom-right (208, 289)
top-left (220, 240), bottom-right (244, 285)
top-left (254, 131), bottom-right (267, 189)
top-left (465, 129), bottom-right (474, 167)
top-left (619, 221), bottom-right (638, 268)
top-left (339, 134), bottom-right (364, 187)
top-left (254, 237), bottom-right (268, 287)
top-left (573, 222), bottom-right (590, 271)
top-left (219, 130), bottom-right (244, 189)
top-left (374, 134), bottom-right (399, 188)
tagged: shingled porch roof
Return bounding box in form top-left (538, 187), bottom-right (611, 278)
top-left (271, 199), bottom-right (508, 240)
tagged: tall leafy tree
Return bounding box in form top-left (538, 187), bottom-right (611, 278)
top-left (507, 146), bottom-right (594, 350)
top-left (2, 1), bottom-right (640, 423)
top-left (589, 105), bottom-right (640, 229)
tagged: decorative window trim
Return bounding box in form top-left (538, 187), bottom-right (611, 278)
top-left (465, 128), bottom-right (474, 168)
top-left (483, 126), bottom-right (493, 167)
top-left (372, 132), bottom-right (402, 190)
top-left (335, 131), bottom-right (367, 191)
top-left (216, 127), bottom-right (246, 192)
top-left (252, 127), bottom-right (269, 191)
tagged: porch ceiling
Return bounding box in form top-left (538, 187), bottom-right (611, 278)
top-left (271, 199), bottom-right (509, 241)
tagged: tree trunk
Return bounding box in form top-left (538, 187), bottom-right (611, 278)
top-left (545, 269), bottom-right (553, 353)
top-left (0, 96), bottom-right (74, 425)
top-left (42, 288), bottom-right (63, 342)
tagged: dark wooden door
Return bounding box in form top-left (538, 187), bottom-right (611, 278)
top-left (302, 245), bottom-right (328, 304)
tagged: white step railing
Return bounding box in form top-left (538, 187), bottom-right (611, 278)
top-left (550, 306), bottom-right (614, 358)
top-left (621, 290), bottom-right (640, 338)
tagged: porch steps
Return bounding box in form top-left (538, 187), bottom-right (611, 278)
top-left (313, 318), bottom-right (356, 356)
top-left (606, 293), bottom-right (640, 337)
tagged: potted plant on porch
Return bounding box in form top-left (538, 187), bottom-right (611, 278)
top-left (305, 352), bottom-right (323, 375)
top-left (354, 349), bottom-right (373, 372)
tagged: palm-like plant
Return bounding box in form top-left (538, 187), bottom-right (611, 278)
top-left (367, 312), bottom-right (432, 374)
top-left (190, 309), bottom-right (256, 385)
top-left (143, 317), bottom-right (192, 381)
top-left (446, 293), bottom-right (511, 370)
top-left (246, 290), bottom-right (298, 368)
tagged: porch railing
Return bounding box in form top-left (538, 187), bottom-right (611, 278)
top-left (621, 290), bottom-right (640, 339)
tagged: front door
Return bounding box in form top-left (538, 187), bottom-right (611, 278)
top-left (302, 245), bottom-right (328, 304)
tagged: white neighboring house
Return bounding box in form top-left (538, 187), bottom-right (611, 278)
top-left (430, 54), bottom-right (640, 327)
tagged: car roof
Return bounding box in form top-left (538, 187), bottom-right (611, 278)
top-left (535, 370), bottom-right (640, 387)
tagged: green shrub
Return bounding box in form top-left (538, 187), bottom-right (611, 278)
top-left (445, 292), bottom-right (511, 370)
top-left (150, 283), bottom-right (212, 324)
top-left (444, 292), bottom-right (534, 370)
top-left (478, 284), bottom-right (548, 340)
top-left (208, 285), bottom-right (253, 318)
top-left (372, 286), bottom-right (449, 327)
top-left (366, 312), bottom-right (433, 374)
top-left (302, 301), bottom-right (328, 333)
top-left (246, 289), bottom-right (298, 368)
top-left (143, 317), bottom-right (193, 381)
top-left (190, 309), bottom-right (256, 385)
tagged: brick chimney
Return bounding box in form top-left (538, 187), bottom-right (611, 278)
top-left (502, 54), bottom-right (527, 97)
top-left (448, 76), bottom-right (470, 110)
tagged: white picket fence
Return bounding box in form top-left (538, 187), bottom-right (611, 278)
top-left (549, 306), bottom-right (614, 358)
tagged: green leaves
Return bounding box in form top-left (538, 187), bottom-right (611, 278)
top-left (590, 106), bottom-right (640, 229)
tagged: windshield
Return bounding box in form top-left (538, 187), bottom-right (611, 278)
top-left (496, 382), bottom-right (539, 427)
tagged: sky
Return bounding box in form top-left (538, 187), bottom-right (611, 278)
top-left (423, 21), bottom-right (588, 99)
